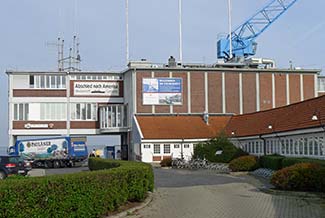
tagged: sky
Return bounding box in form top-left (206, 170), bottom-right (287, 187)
top-left (0, 0), bottom-right (325, 148)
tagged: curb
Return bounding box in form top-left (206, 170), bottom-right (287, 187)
top-left (109, 192), bottom-right (153, 218)
top-left (258, 186), bottom-right (325, 199)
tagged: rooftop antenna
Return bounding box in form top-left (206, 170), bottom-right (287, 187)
top-left (178, 0), bottom-right (183, 63)
top-left (57, 36), bottom-right (81, 72)
top-left (126, 0), bottom-right (129, 65)
top-left (46, 37), bottom-right (64, 71)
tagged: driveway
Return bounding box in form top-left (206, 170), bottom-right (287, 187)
top-left (129, 168), bottom-right (325, 218)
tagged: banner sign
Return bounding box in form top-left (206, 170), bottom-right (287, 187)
top-left (73, 81), bottom-right (119, 96)
top-left (143, 78), bottom-right (182, 105)
top-left (18, 138), bottom-right (68, 159)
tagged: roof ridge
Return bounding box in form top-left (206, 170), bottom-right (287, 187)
top-left (232, 95), bottom-right (325, 118)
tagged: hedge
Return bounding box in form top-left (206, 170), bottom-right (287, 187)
top-left (281, 157), bottom-right (325, 168)
top-left (259, 155), bottom-right (325, 170)
top-left (0, 158), bottom-right (154, 218)
top-left (271, 163), bottom-right (325, 192)
top-left (260, 155), bottom-right (285, 170)
top-left (229, 155), bottom-right (259, 172)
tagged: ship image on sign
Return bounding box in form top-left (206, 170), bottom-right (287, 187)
top-left (74, 81), bottom-right (119, 96)
top-left (8, 137), bottom-right (88, 168)
top-left (143, 78), bottom-right (182, 105)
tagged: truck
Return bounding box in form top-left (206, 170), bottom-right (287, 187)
top-left (8, 137), bottom-right (88, 168)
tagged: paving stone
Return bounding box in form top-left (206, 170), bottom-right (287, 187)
top-left (128, 168), bottom-right (325, 218)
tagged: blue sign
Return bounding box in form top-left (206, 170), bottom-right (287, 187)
top-left (158, 79), bottom-right (182, 93)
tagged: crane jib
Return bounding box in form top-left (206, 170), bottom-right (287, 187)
top-left (217, 0), bottom-right (299, 60)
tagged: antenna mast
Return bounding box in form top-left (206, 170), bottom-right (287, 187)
top-left (178, 0), bottom-right (183, 63)
top-left (57, 36), bottom-right (81, 72)
top-left (126, 0), bottom-right (129, 65)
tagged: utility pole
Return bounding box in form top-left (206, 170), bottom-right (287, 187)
top-left (179, 0), bottom-right (183, 63)
top-left (228, 0), bottom-right (233, 60)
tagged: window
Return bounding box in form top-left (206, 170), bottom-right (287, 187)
top-left (13, 103), bottom-right (29, 120)
top-left (281, 140), bottom-right (285, 154)
top-left (256, 141), bottom-right (259, 154)
top-left (71, 103), bottom-right (97, 121)
top-left (29, 75), bottom-right (34, 88)
top-left (314, 137), bottom-right (319, 156)
top-left (318, 77), bottom-right (325, 92)
top-left (154, 144), bottom-right (160, 154)
top-left (294, 140), bottom-right (299, 155)
top-left (299, 138), bottom-right (303, 155)
top-left (289, 139), bottom-right (293, 155)
top-left (70, 75), bottom-right (122, 81)
top-left (184, 144), bottom-right (190, 148)
top-left (164, 144), bottom-right (171, 154)
top-left (99, 105), bottom-right (127, 128)
top-left (143, 144), bottom-right (150, 149)
top-left (174, 144), bottom-right (180, 149)
top-left (285, 139), bottom-right (289, 154)
top-left (304, 138), bottom-right (308, 155)
top-left (309, 138), bottom-right (313, 155)
top-left (320, 137), bottom-right (324, 156)
top-left (39, 103), bottom-right (66, 120)
top-left (31, 75), bottom-right (66, 89)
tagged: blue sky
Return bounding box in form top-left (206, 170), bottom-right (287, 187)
top-left (0, 0), bottom-right (324, 147)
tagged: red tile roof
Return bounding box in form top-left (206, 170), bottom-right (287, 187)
top-left (225, 95), bottom-right (325, 137)
top-left (136, 115), bottom-right (231, 140)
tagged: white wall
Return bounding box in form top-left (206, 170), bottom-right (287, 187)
top-left (140, 142), bottom-right (194, 163)
top-left (12, 75), bottom-right (29, 89)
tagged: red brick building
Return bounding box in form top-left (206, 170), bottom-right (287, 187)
top-left (6, 59), bottom-right (323, 161)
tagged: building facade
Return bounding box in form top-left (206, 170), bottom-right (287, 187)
top-left (6, 59), bottom-right (324, 161)
top-left (225, 95), bottom-right (325, 160)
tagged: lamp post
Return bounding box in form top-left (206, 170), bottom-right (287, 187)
top-left (181, 138), bottom-right (184, 160)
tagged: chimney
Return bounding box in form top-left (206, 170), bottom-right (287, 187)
top-left (168, 56), bottom-right (176, 67)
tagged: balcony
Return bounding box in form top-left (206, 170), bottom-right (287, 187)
top-left (99, 105), bottom-right (129, 133)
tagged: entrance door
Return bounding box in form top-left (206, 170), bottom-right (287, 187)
top-left (105, 146), bottom-right (115, 159)
top-left (121, 144), bottom-right (128, 160)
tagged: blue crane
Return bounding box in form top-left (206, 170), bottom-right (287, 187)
top-left (217, 0), bottom-right (298, 61)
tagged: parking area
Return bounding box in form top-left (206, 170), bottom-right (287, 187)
top-left (129, 168), bottom-right (325, 218)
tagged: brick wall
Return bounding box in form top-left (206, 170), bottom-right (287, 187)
top-left (259, 73), bottom-right (272, 111)
top-left (242, 73), bottom-right (257, 114)
top-left (275, 73), bottom-right (287, 107)
top-left (225, 73), bottom-right (239, 114)
top-left (190, 72), bottom-right (205, 113)
top-left (13, 90), bottom-right (66, 97)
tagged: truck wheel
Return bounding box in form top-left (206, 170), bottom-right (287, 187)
top-left (0, 171), bottom-right (6, 180)
top-left (53, 160), bottom-right (60, 168)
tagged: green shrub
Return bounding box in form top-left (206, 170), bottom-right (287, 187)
top-left (160, 157), bottom-right (172, 167)
top-left (282, 157), bottom-right (325, 168)
top-left (229, 155), bottom-right (259, 172)
top-left (260, 154), bottom-right (285, 170)
top-left (0, 158), bottom-right (154, 217)
top-left (193, 133), bottom-right (247, 163)
top-left (271, 163), bottom-right (321, 192)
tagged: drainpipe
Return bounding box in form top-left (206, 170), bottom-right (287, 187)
top-left (259, 134), bottom-right (267, 156)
